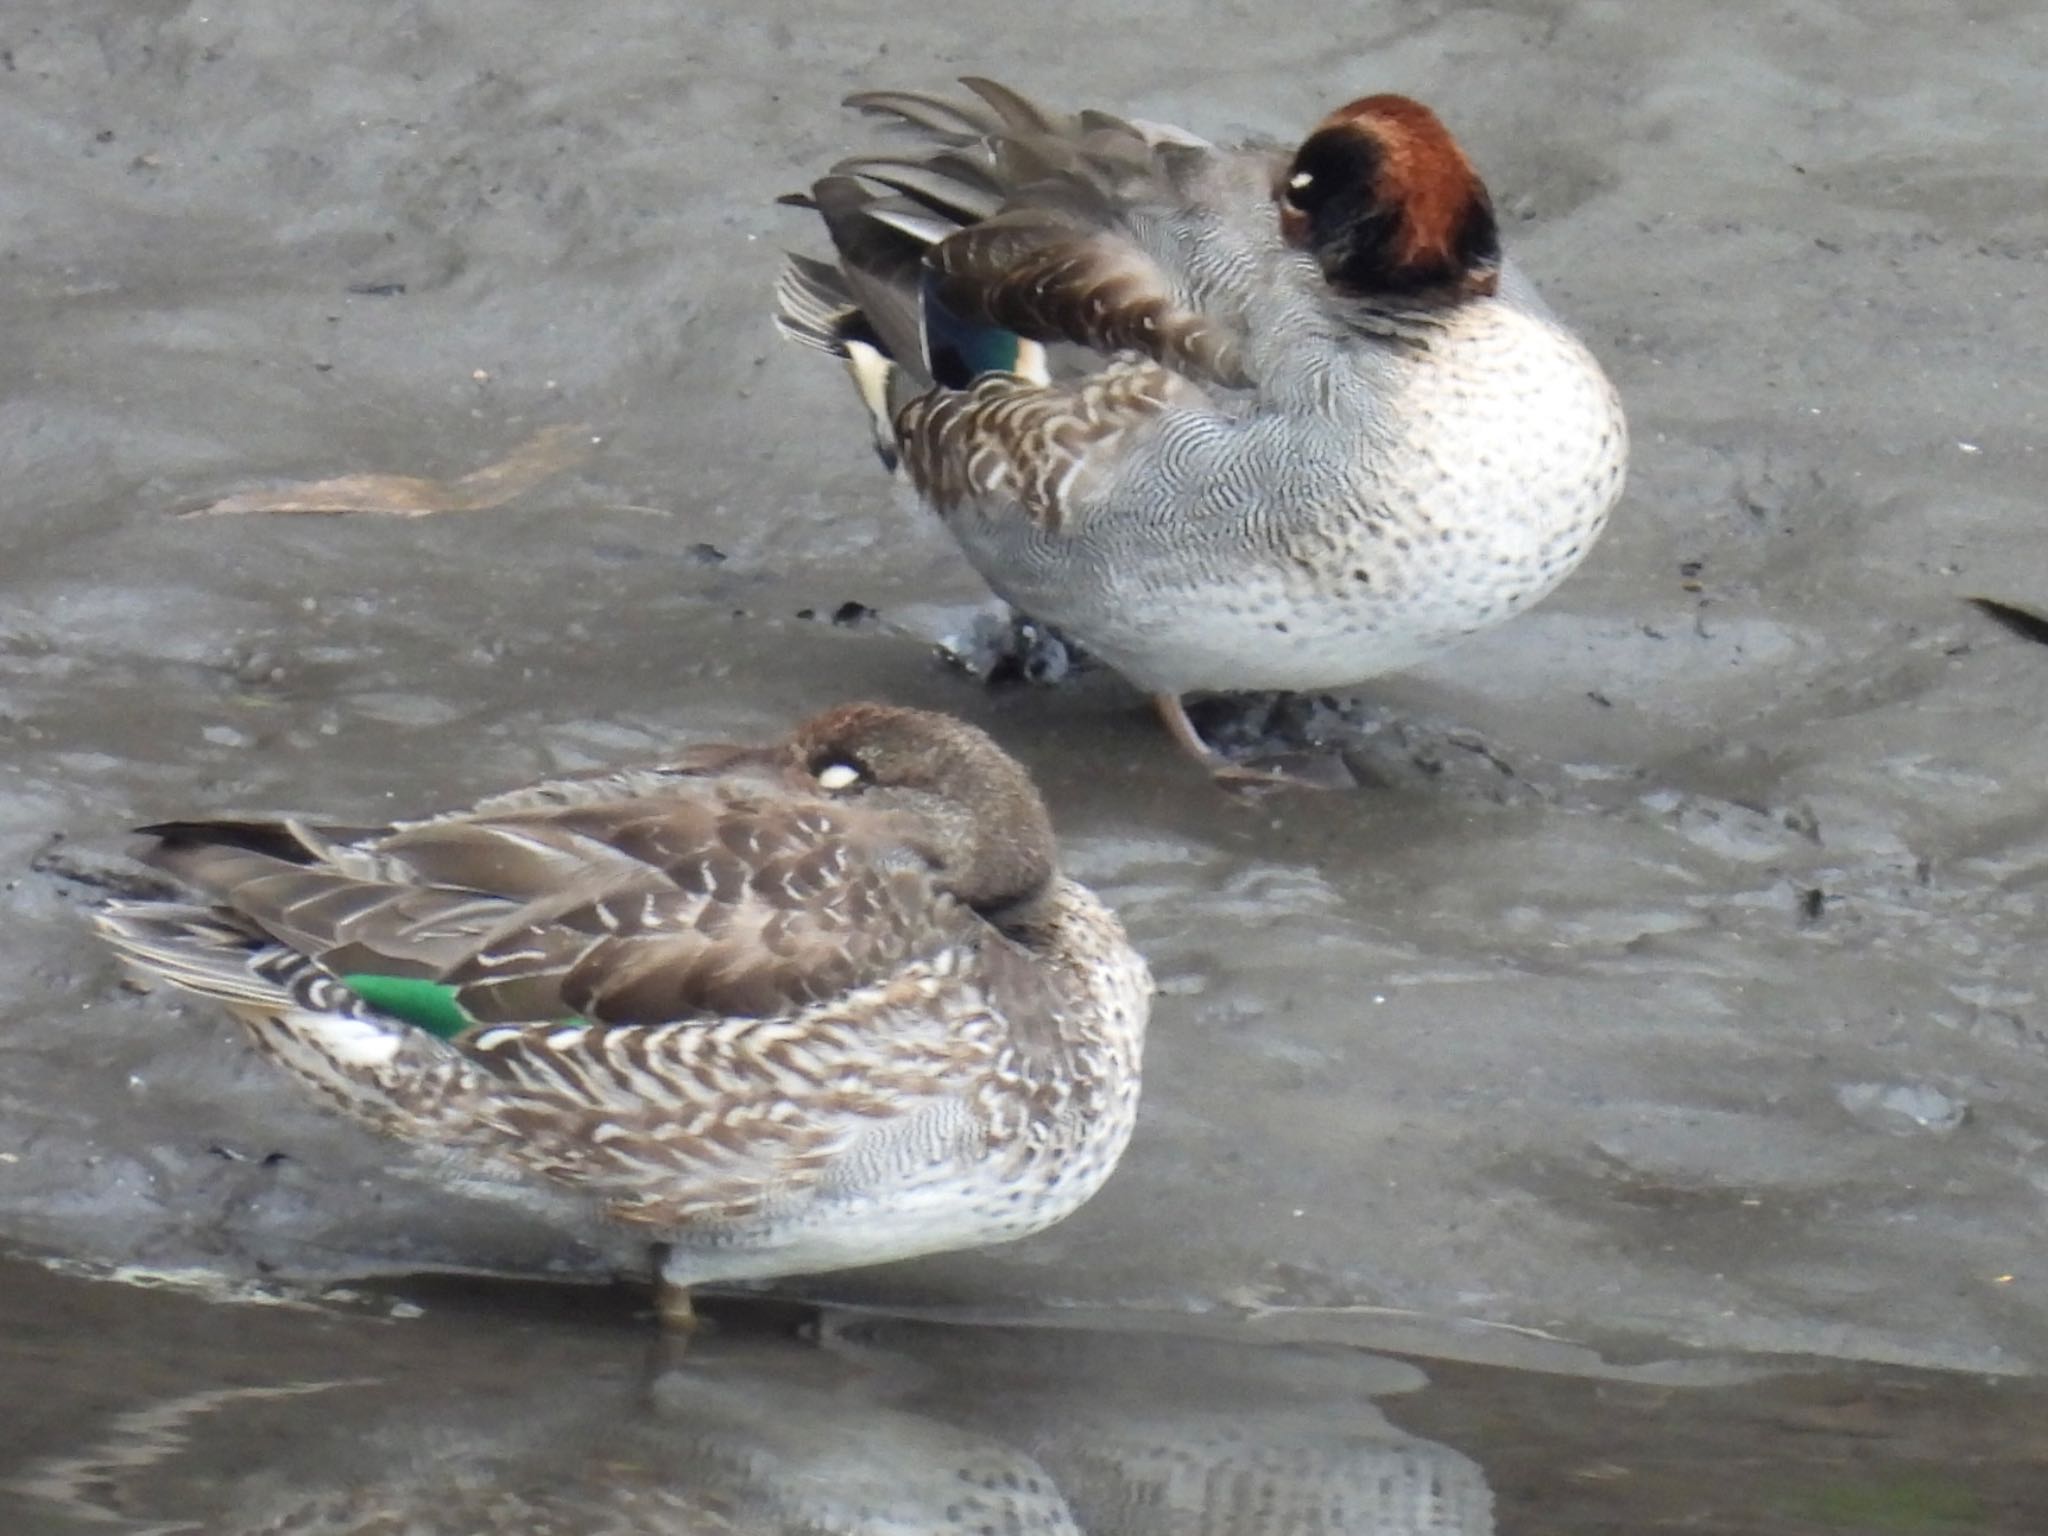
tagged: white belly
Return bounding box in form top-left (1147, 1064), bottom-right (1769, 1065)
top-left (949, 294), bottom-right (1628, 698)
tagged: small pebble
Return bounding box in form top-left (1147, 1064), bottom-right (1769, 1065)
top-left (1837, 1081), bottom-right (1968, 1135)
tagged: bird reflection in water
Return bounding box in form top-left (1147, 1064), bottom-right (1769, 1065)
top-left (7, 1286), bottom-right (1491, 1535)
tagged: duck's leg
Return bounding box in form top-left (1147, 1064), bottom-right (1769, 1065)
top-left (657, 1285), bottom-right (698, 1331)
top-left (652, 1245), bottom-right (700, 1332)
top-left (1151, 693), bottom-right (1354, 790)
top-left (1152, 691), bottom-right (1221, 767)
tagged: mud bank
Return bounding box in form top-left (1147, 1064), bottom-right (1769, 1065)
top-left (4, 0), bottom-right (2048, 1371)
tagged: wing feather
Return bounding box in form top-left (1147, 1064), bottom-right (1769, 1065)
top-left (800, 79), bottom-right (1274, 389)
top-left (128, 781), bottom-right (982, 1030)
top-left (451, 974), bottom-right (998, 1224)
top-left (898, 354), bottom-right (1209, 532)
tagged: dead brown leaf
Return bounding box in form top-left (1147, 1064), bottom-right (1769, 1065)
top-left (183, 423), bottom-right (594, 518)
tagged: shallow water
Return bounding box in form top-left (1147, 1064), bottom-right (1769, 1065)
top-left (3, 1260), bottom-right (2043, 1535)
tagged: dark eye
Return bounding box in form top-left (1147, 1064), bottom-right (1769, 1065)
top-left (1283, 168), bottom-right (1318, 208)
top-left (813, 759), bottom-right (864, 791)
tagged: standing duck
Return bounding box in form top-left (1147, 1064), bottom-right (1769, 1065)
top-left (777, 81), bottom-right (1627, 780)
top-left (90, 703), bottom-right (1151, 1323)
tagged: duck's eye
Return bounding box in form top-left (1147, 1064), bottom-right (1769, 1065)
top-left (1287, 169), bottom-right (1315, 198)
top-left (814, 761), bottom-right (863, 791)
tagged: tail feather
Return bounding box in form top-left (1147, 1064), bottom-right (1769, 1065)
top-left (859, 201), bottom-right (963, 250)
top-left (843, 87), bottom-right (1000, 140)
top-left (772, 255), bottom-right (867, 356)
top-left (956, 76), bottom-right (1062, 136)
top-left (773, 257), bottom-right (908, 470)
top-left (94, 902), bottom-right (296, 1012)
top-left (828, 151), bottom-right (1006, 223)
top-left (803, 176), bottom-right (935, 371)
top-left (137, 815), bottom-right (381, 868)
top-left (777, 84), bottom-right (1065, 463)
top-left (844, 78), bottom-right (1070, 142)
top-left (93, 901), bottom-right (431, 1089)
top-left (775, 194), bottom-right (1046, 382)
top-left (93, 901), bottom-right (373, 1024)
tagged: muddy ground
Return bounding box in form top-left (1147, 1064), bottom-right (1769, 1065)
top-left (4, 0), bottom-right (2047, 1373)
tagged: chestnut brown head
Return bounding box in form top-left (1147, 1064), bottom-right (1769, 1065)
top-left (1278, 95), bottom-right (1500, 303)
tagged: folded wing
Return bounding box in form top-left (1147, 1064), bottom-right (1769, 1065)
top-left (786, 78), bottom-right (1279, 391)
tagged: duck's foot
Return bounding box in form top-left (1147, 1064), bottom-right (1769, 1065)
top-left (1214, 752), bottom-right (1360, 791)
top-left (942, 609), bottom-right (1088, 688)
top-left (1152, 694), bottom-right (1357, 791)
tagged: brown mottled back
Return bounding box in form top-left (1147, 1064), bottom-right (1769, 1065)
top-left (139, 705), bottom-right (1062, 1032)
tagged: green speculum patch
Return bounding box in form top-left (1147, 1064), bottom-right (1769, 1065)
top-left (338, 974), bottom-right (474, 1041)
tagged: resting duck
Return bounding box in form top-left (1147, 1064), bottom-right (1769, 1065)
top-left (91, 703), bottom-right (1151, 1323)
top-left (778, 80), bottom-right (1627, 780)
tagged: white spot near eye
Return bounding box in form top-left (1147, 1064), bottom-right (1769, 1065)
top-left (1289, 171), bottom-right (1315, 190)
top-left (816, 762), bottom-right (862, 790)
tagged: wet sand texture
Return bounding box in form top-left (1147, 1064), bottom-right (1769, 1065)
top-left (4, 1), bottom-right (2048, 1371)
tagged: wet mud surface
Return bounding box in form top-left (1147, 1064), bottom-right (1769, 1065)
top-left (4, 1261), bottom-right (2046, 1534)
top-left (5, 0), bottom-right (2048, 1388)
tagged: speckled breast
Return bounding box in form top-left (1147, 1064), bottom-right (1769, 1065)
top-left (1007, 301), bottom-right (1627, 696)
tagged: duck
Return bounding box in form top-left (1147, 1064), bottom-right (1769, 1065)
top-left (777, 80), bottom-right (1627, 781)
top-left (89, 702), bottom-right (1151, 1325)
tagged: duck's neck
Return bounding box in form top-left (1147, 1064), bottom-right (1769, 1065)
top-left (1003, 879), bottom-right (1147, 1036)
top-left (982, 881), bottom-right (1063, 945)
top-left (1237, 256), bottom-right (1461, 409)
top-left (1339, 295), bottom-right (1467, 347)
